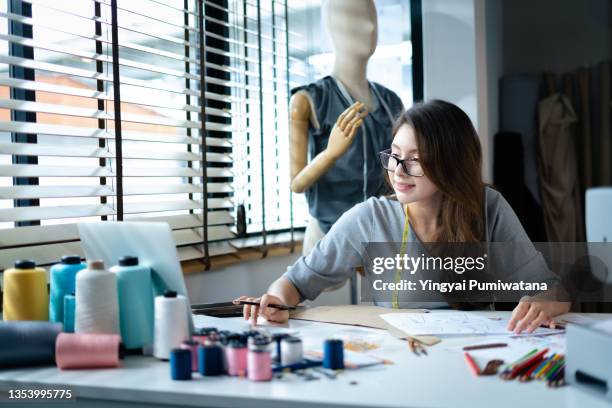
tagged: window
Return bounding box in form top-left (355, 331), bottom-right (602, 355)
top-left (0, 0), bottom-right (421, 271)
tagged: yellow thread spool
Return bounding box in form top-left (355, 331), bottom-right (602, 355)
top-left (3, 260), bottom-right (49, 321)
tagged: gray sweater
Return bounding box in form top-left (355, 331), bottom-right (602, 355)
top-left (284, 187), bottom-right (552, 308)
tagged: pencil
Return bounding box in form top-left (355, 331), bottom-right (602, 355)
top-left (462, 342), bottom-right (508, 351)
top-left (464, 352), bottom-right (480, 376)
top-left (508, 348), bottom-right (549, 379)
top-left (238, 300), bottom-right (296, 311)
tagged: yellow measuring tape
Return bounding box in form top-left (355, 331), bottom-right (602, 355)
top-left (391, 204), bottom-right (410, 309)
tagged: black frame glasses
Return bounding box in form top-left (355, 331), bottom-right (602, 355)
top-left (378, 149), bottom-right (425, 177)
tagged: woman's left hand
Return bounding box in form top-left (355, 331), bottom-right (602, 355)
top-left (507, 300), bottom-right (571, 334)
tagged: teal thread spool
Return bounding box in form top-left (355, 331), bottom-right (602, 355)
top-left (63, 293), bottom-right (76, 333)
top-left (110, 256), bottom-right (154, 350)
top-left (49, 255), bottom-right (86, 323)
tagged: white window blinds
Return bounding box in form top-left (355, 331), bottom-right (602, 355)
top-left (0, 0), bottom-right (236, 270)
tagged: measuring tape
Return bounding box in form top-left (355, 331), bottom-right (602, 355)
top-left (391, 204), bottom-right (411, 309)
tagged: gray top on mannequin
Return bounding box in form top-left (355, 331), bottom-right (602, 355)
top-left (290, 0), bottom-right (404, 233)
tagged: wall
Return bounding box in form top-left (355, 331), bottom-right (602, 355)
top-left (185, 252), bottom-right (351, 306)
top-left (503, 0), bottom-right (611, 75)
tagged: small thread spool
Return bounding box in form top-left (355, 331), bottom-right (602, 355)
top-left (281, 336), bottom-right (303, 366)
top-left (3, 260), bottom-right (49, 321)
top-left (180, 340), bottom-right (199, 372)
top-left (170, 348), bottom-right (192, 380)
top-left (198, 344), bottom-right (224, 376)
top-left (192, 327), bottom-right (217, 344)
top-left (0, 322), bottom-right (62, 367)
top-left (225, 340), bottom-right (248, 377)
top-left (323, 339), bottom-right (344, 370)
top-left (49, 255), bottom-right (85, 324)
top-left (63, 293), bottom-right (76, 333)
top-left (272, 333), bottom-right (290, 363)
top-left (55, 333), bottom-right (121, 369)
top-left (153, 291), bottom-right (189, 360)
top-left (247, 337), bottom-right (272, 382)
top-left (110, 256), bottom-right (154, 350)
top-left (75, 260), bottom-right (119, 335)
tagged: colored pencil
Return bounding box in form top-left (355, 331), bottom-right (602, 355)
top-left (508, 348), bottom-right (549, 379)
top-left (464, 352), bottom-right (481, 376)
top-left (462, 342), bottom-right (508, 351)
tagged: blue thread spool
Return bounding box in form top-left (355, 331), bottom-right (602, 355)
top-left (63, 293), bottom-right (76, 333)
top-left (170, 348), bottom-right (192, 380)
top-left (49, 255), bottom-right (86, 323)
top-left (110, 256), bottom-right (154, 350)
top-left (198, 344), bottom-right (224, 376)
top-left (323, 339), bottom-right (344, 370)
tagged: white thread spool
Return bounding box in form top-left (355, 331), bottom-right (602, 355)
top-left (153, 291), bottom-right (189, 360)
top-left (280, 336), bottom-right (303, 366)
top-left (75, 260), bottom-right (119, 335)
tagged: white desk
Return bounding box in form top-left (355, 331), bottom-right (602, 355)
top-left (0, 311), bottom-right (610, 408)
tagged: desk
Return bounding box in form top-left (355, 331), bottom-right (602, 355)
top-left (0, 311), bottom-right (610, 408)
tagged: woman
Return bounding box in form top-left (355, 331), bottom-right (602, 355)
top-left (235, 100), bottom-right (570, 334)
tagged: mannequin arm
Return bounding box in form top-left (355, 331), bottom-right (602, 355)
top-left (289, 92), bottom-right (367, 193)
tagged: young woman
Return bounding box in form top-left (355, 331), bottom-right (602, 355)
top-left (235, 100), bottom-right (570, 334)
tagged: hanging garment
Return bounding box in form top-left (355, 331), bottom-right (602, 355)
top-left (537, 93), bottom-right (580, 241)
top-left (291, 76), bottom-right (404, 233)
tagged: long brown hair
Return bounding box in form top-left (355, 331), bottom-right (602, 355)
top-left (389, 100), bottom-right (486, 243)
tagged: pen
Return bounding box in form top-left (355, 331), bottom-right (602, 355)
top-left (238, 300), bottom-right (297, 311)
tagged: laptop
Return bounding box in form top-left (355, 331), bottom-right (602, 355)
top-left (77, 221), bottom-right (194, 331)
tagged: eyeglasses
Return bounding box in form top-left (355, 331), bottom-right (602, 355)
top-left (378, 149), bottom-right (425, 177)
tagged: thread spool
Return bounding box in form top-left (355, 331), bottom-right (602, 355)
top-left (247, 337), bottom-right (272, 382)
top-left (198, 344), bottom-right (224, 376)
top-left (192, 327), bottom-right (217, 344)
top-left (323, 339), bottom-right (344, 370)
top-left (272, 333), bottom-right (290, 363)
top-left (63, 293), bottom-right (76, 333)
top-left (55, 333), bottom-right (121, 369)
top-left (281, 336), bottom-right (303, 366)
top-left (49, 255), bottom-right (86, 323)
top-left (75, 260), bottom-right (119, 335)
top-left (170, 348), bottom-right (192, 380)
top-left (153, 291), bottom-right (189, 360)
top-left (0, 322), bottom-right (62, 367)
top-left (3, 260), bottom-right (49, 321)
top-left (110, 256), bottom-right (154, 350)
top-left (225, 340), bottom-right (248, 377)
top-left (180, 340), bottom-right (199, 372)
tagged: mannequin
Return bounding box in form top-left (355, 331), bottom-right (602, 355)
top-left (290, 0), bottom-right (404, 256)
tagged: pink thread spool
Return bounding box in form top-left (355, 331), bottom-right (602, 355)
top-left (247, 337), bottom-right (272, 382)
top-left (55, 333), bottom-right (121, 370)
top-left (180, 340), bottom-right (199, 372)
top-left (225, 340), bottom-right (248, 377)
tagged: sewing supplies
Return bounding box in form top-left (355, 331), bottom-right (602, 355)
top-left (198, 344), bottom-right (225, 376)
top-left (0, 322), bottom-right (62, 367)
top-left (225, 340), bottom-right (248, 377)
top-left (180, 340), bottom-right (199, 372)
top-left (170, 348), bottom-right (192, 380)
top-left (323, 339), bottom-right (344, 370)
top-left (271, 333), bottom-right (290, 363)
top-left (63, 293), bottom-right (76, 333)
top-left (3, 259), bottom-right (49, 321)
top-left (153, 291), bottom-right (190, 360)
top-left (49, 255), bottom-right (86, 324)
top-left (280, 336), bottom-right (303, 366)
top-left (192, 327), bottom-right (218, 344)
top-left (75, 260), bottom-right (120, 335)
top-left (55, 333), bottom-right (122, 370)
top-left (248, 336), bottom-right (273, 381)
top-left (110, 256), bottom-right (154, 350)
top-left (408, 338), bottom-right (427, 356)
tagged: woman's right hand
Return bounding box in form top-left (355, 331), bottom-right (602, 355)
top-left (325, 101), bottom-right (368, 160)
top-left (232, 294), bottom-right (290, 325)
